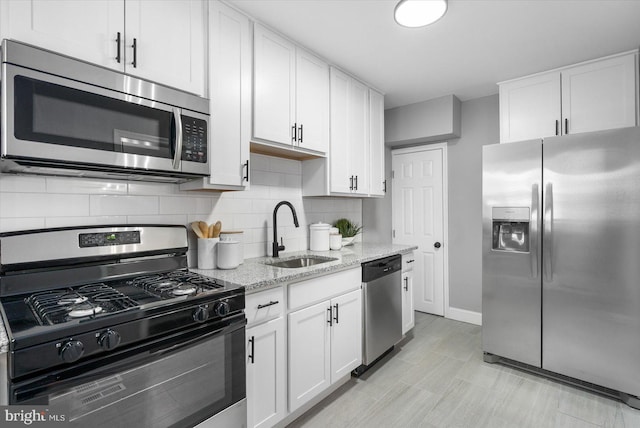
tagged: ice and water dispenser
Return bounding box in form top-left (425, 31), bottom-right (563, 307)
top-left (491, 207), bottom-right (530, 253)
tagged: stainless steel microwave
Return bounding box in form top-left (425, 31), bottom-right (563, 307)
top-left (0, 39), bottom-right (209, 182)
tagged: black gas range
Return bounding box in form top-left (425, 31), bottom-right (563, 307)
top-left (0, 225), bottom-right (246, 427)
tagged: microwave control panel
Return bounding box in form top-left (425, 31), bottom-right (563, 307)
top-left (182, 116), bottom-right (207, 163)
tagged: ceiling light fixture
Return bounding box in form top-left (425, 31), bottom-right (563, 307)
top-left (394, 0), bottom-right (448, 28)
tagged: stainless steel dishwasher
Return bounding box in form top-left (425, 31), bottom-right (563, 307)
top-left (354, 254), bottom-right (403, 375)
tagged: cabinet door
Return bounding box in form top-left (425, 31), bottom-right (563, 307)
top-left (125, 0), bottom-right (206, 95)
top-left (246, 318), bottom-right (286, 428)
top-left (329, 68), bottom-right (353, 194)
top-left (209, 0), bottom-right (251, 189)
top-left (253, 24), bottom-right (296, 146)
top-left (330, 289), bottom-right (362, 383)
top-left (349, 78), bottom-right (370, 195)
top-left (402, 271), bottom-right (415, 334)
top-left (0, 0), bottom-right (123, 70)
top-left (561, 53), bottom-right (637, 136)
top-left (295, 48), bottom-right (329, 154)
top-left (288, 300), bottom-right (331, 412)
top-left (369, 89), bottom-right (386, 196)
top-left (499, 72), bottom-right (560, 143)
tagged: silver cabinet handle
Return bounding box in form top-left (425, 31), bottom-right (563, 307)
top-left (543, 182), bottom-right (554, 281)
top-left (530, 183), bottom-right (539, 279)
top-left (172, 108), bottom-right (183, 170)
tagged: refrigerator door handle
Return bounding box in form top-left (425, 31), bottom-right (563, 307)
top-left (543, 182), bottom-right (554, 281)
top-left (530, 183), bottom-right (539, 278)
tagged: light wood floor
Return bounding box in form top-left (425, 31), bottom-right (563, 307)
top-left (287, 312), bottom-right (640, 428)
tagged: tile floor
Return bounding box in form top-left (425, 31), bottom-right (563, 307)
top-left (287, 312), bottom-right (640, 428)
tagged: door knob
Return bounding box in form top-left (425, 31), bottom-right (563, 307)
top-left (434, 242), bottom-right (442, 249)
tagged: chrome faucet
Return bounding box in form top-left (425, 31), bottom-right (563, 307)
top-left (272, 201), bottom-right (300, 257)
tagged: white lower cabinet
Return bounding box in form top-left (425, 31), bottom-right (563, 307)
top-left (288, 289), bottom-right (362, 412)
top-left (287, 268), bottom-right (362, 413)
top-left (402, 252), bottom-right (415, 334)
top-left (288, 300), bottom-right (331, 411)
top-left (245, 267), bottom-right (362, 427)
top-left (246, 317), bottom-right (286, 428)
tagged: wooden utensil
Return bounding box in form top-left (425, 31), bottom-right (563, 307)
top-left (198, 221), bottom-right (209, 238)
top-left (208, 224), bottom-right (215, 239)
top-left (212, 221), bottom-right (222, 238)
top-left (191, 221), bottom-right (205, 239)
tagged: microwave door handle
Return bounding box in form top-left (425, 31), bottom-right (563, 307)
top-left (172, 107), bottom-right (183, 170)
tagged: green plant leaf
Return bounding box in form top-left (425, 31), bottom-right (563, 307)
top-left (333, 218), bottom-right (362, 238)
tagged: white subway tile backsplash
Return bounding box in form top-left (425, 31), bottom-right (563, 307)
top-left (90, 195), bottom-right (157, 216)
top-left (250, 153), bottom-right (270, 172)
top-left (0, 154), bottom-right (362, 262)
top-left (270, 157), bottom-right (301, 175)
top-left (158, 196), bottom-right (214, 215)
top-left (129, 182), bottom-right (178, 195)
top-left (126, 214), bottom-right (188, 225)
top-left (46, 216), bottom-right (127, 228)
top-left (1, 193), bottom-right (90, 218)
top-left (0, 217), bottom-right (45, 232)
top-left (46, 177), bottom-right (127, 194)
top-left (0, 174), bottom-right (46, 193)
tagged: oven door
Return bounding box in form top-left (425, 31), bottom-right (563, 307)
top-left (11, 316), bottom-right (246, 428)
top-left (1, 64), bottom-right (209, 176)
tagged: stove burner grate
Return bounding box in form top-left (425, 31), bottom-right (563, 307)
top-left (129, 270), bottom-right (222, 298)
top-left (26, 284), bottom-right (138, 325)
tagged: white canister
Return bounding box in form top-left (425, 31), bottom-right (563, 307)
top-left (309, 222), bottom-right (330, 251)
top-left (217, 239), bottom-right (240, 269)
top-left (330, 233), bottom-right (342, 250)
top-left (197, 238), bottom-right (219, 269)
top-left (220, 231), bottom-right (244, 264)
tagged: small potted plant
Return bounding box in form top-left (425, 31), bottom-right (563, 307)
top-left (333, 218), bottom-right (362, 246)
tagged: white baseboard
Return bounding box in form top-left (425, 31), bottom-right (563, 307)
top-left (446, 306), bottom-right (482, 326)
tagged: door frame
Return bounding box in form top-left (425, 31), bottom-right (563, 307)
top-left (391, 142), bottom-right (450, 319)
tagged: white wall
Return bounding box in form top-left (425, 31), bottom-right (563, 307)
top-left (0, 153), bottom-right (362, 265)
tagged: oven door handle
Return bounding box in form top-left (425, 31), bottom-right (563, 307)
top-left (12, 316), bottom-right (246, 404)
top-left (171, 107), bottom-right (183, 170)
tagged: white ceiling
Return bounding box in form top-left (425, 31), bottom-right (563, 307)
top-left (228, 0), bottom-right (640, 109)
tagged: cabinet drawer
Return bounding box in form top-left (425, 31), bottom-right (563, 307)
top-left (289, 268), bottom-right (361, 310)
top-left (246, 287), bottom-right (285, 326)
top-left (402, 252), bottom-right (415, 272)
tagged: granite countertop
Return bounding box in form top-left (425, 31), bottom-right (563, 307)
top-left (193, 242), bottom-right (418, 293)
top-left (0, 243), bottom-right (417, 353)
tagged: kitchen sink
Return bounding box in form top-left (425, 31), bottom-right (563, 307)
top-left (264, 256), bottom-right (338, 269)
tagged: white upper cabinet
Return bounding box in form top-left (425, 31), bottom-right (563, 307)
top-left (499, 72), bottom-right (560, 143)
top-left (295, 48), bottom-right (330, 153)
top-left (499, 51), bottom-right (638, 143)
top-left (329, 68), bottom-right (369, 195)
top-left (182, 0), bottom-right (251, 192)
top-left (1, 0), bottom-right (206, 96)
top-left (124, 0), bottom-right (206, 95)
top-left (369, 88), bottom-right (386, 196)
top-left (253, 24), bottom-right (296, 146)
top-left (253, 24), bottom-right (329, 155)
top-left (302, 68), bottom-right (383, 198)
top-left (561, 53), bottom-right (637, 136)
top-left (0, 0), bottom-right (124, 70)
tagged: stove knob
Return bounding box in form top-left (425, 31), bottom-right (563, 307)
top-left (214, 301), bottom-right (230, 317)
top-left (98, 329), bottom-right (121, 351)
top-left (60, 340), bottom-right (84, 363)
top-left (193, 306), bottom-right (210, 323)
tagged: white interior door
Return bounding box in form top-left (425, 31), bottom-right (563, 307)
top-left (392, 146), bottom-right (446, 316)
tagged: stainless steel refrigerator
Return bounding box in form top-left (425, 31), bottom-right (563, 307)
top-left (482, 126), bottom-right (640, 408)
